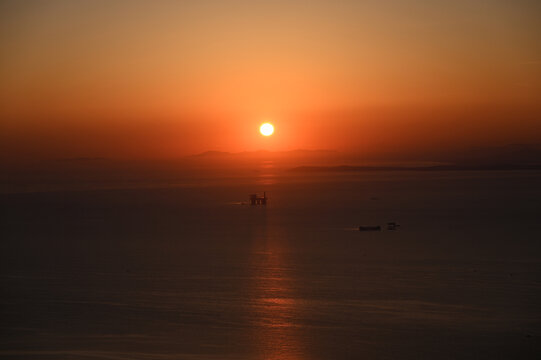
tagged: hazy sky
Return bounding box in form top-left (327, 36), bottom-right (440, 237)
top-left (1, 0), bottom-right (540, 159)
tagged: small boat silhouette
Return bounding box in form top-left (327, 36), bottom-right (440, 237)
top-left (387, 222), bottom-right (400, 230)
top-left (359, 225), bottom-right (381, 231)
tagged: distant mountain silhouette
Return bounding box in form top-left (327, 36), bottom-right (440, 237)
top-left (288, 144), bottom-right (541, 172)
top-left (289, 164), bottom-right (541, 173)
top-left (185, 149), bottom-right (341, 170)
top-left (190, 149), bottom-right (336, 158)
top-left (57, 157), bottom-right (108, 162)
top-left (187, 144), bottom-right (541, 171)
top-left (190, 151), bottom-right (231, 157)
top-left (450, 144), bottom-right (541, 166)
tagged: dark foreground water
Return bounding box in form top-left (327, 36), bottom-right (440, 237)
top-left (2, 171), bottom-right (541, 359)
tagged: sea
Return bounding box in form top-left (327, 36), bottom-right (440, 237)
top-left (1, 169), bottom-right (541, 359)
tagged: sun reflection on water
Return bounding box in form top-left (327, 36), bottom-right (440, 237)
top-left (248, 214), bottom-right (305, 360)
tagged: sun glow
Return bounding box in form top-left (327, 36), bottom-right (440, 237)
top-left (260, 123), bottom-right (274, 136)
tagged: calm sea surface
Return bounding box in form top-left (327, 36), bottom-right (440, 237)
top-left (2, 170), bottom-right (541, 359)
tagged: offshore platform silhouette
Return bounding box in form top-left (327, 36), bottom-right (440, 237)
top-left (249, 192), bottom-right (267, 205)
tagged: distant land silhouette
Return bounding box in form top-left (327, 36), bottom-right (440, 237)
top-left (2, 144), bottom-right (540, 194)
top-left (288, 164), bottom-right (541, 173)
top-left (287, 144), bottom-right (541, 172)
top-left (190, 149), bottom-right (338, 159)
top-left (189, 144), bottom-right (541, 169)
top-left (446, 144), bottom-right (541, 166)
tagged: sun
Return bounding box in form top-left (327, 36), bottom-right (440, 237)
top-left (260, 123), bottom-right (274, 136)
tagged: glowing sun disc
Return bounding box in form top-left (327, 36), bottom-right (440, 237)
top-left (260, 123), bottom-right (274, 136)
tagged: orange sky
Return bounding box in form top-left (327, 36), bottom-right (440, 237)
top-left (1, 0), bottom-right (540, 160)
